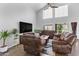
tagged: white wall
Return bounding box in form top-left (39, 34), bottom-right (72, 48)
top-left (0, 3), bottom-right (36, 48)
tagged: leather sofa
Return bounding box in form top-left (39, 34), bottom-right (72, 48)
top-left (40, 30), bottom-right (56, 46)
top-left (52, 33), bottom-right (77, 55)
top-left (40, 30), bottom-right (56, 39)
top-left (20, 34), bottom-right (43, 56)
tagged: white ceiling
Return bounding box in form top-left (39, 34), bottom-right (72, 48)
top-left (0, 3), bottom-right (68, 11)
top-left (1, 3), bottom-right (47, 11)
top-left (29, 3), bottom-right (47, 11)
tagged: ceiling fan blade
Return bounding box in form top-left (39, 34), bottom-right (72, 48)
top-left (47, 3), bottom-right (58, 8)
top-left (51, 6), bottom-right (58, 8)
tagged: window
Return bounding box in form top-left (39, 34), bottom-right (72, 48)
top-left (62, 24), bottom-right (69, 32)
top-left (44, 25), bottom-right (53, 30)
top-left (55, 5), bottom-right (68, 17)
top-left (43, 7), bottom-right (53, 19)
top-left (42, 5), bottom-right (68, 19)
top-left (55, 23), bottom-right (68, 33)
top-left (55, 24), bottom-right (63, 33)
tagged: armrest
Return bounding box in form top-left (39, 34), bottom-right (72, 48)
top-left (52, 40), bottom-right (67, 45)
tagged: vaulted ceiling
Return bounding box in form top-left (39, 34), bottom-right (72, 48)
top-left (0, 3), bottom-right (68, 11)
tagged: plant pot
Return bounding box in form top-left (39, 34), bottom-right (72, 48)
top-left (0, 45), bottom-right (8, 52)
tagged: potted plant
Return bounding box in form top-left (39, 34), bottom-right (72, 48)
top-left (11, 29), bottom-right (18, 39)
top-left (0, 30), bottom-right (11, 52)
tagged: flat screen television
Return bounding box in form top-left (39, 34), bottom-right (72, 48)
top-left (19, 22), bottom-right (32, 33)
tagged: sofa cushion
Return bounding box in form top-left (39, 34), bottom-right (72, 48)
top-left (63, 32), bottom-right (70, 37)
top-left (66, 33), bottom-right (73, 38)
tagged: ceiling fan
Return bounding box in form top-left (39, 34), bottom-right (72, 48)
top-left (47, 3), bottom-right (58, 8)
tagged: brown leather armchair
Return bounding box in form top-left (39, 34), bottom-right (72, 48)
top-left (52, 33), bottom-right (77, 55)
top-left (20, 35), bottom-right (43, 56)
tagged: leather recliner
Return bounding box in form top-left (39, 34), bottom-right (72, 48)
top-left (52, 33), bottom-right (77, 55)
top-left (20, 34), bottom-right (43, 56)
